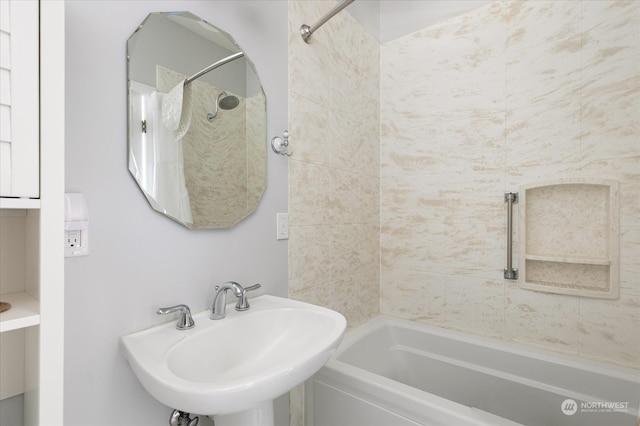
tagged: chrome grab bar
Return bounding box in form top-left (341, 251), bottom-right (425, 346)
top-left (504, 192), bottom-right (518, 280)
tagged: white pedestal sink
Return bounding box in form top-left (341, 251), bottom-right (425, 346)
top-left (211, 401), bottom-right (273, 426)
top-left (121, 295), bottom-right (346, 425)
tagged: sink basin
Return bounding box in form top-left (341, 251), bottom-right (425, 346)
top-left (121, 295), bottom-right (346, 419)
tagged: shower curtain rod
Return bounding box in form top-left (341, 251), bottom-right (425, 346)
top-left (184, 51), bottom-right (244, 85)
top-left (300, 0), bottom-right (356, 43)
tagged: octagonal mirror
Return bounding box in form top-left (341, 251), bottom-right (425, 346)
top-left (127, 12), bottom-right (267, 229)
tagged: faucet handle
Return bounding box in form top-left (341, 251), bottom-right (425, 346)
top-left (157, 304), bottom-right (195, 330)
top-left (235, 283), bottom-right (261, 311)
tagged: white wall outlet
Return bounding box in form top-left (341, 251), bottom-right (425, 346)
top-left (65, 193), bottom-right (89, 257)
top-left (276, 213), bottom-right (289, 240)
top-left (64, 225), bottom-right (89, 257)
top-left (65, 230), bottom-right (81, 248)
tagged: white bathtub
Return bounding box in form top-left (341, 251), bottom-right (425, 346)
top-left (306, 316), bottom-right (640, 426)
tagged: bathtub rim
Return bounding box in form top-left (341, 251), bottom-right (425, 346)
top-left (332, 315), bottom-right (640, 382)
top-left (309, 358), bottom-right (523, 426)
top-left (308, 315), bottom-right (639, 426)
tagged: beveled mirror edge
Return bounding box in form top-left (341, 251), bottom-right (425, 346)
top-left (126, 11), bottom-right (268, 229)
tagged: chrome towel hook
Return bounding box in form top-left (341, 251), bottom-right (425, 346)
top-left (271, 130), bottom-right (292, 156)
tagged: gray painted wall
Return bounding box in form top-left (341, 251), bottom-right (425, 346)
top-left (64, 1), bottom-right (288, 424)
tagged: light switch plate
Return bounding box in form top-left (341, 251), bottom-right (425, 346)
top-left (276, 213), bottom-right (289, 240)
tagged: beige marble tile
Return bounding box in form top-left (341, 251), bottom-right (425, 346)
top-left (360, 172), bottom-right (380, 224)
top-left (505, 285), bottom-right (581, 351)
top-left (381, 221), bottom-right (505, 280)
top-left (506, 35), bottom-right (582, 109)
top-left (329, 168), bottom-right (379, 224)
top-left (620, 227), bottom-right (640, 295)
top-left (331, 69), bottom-right (379, 176)
top-left (330, 224), bottom-right (362, 279)
top-left (505, 99), bottom-right (581, 168)
top-left (290, 276), bottom-right (375, 329)
top-left (288, 2), bottom-right (332, 108)
top-left (581, 87), bottom-right (640, 164)
top-left (581, 156), bottom-right (640, 227)
top-left (383, 49), bottom-right (505, 123)
top-left (328, 8), bottom-right (380, 82)
top-left (329, 168), bottom-right (362, 225)
top-left (357, 125), bottom-right (381, 180)
top-left (288, 91), bottom-right (332, 166)
top-left (581, 0), bottom-right (640, 97)
top-left (382, 1), bottom-right (506, 80)
top-left (347, 272), bottom-right (380, 328)
top-left (380, 268), bottom-right (446, 325)
top-left (288, 160), bottom-right (332, 226)
top-left (288, 225), bottom-right (332, 294)
top-left (289, 384), bottom-right (304, 426)
top-left (439, 53), bottom-right (506, 117)
top-left (328, 223), bottom-right (379, 286)
top-left (381, 113), bottom-right (505, 176)
top-left (329, 112), bottom-right (371, 174)
top-left (380, 169), bottom-right (505, 225)
top-left (290, 0), bottom-right (639, 370)
top-left (330, 56), bottom-right (372, 126)
top-left (380, 122), bottom-right (437, 174)
top-left (378, 186), bottom-right (433, 226)
top-left (506, 162), bottom-right (582, 190)
top-left (443, 1), bottom-right (507, 55)
top-left (288, 0), bottom-right (380, 339)
top-left (289, 43), bottom-right (331, 108)
top-left (582, 1), bottom-right (639, 32)
top-left (443, 276), bottom-right (505, 338)
top-left (381, 33), bottom-right (446, 91)
top-left (579, 294), bottom-right (640, 366)
top-left (504, 1), bottom-right (582, 51)
top-left (360, 223), bottom-right (380, 272)
top-left (290, 280), bottom-right (350, 323)
top-left (382, 15), bottom-right (506, 123)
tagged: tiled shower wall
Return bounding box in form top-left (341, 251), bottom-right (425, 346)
top-left (287, 1), bottom-right (380, 327)
top-left (287, 3), bottom-right (379, 422)
top-left (380, 0), bottom-right (639, 368)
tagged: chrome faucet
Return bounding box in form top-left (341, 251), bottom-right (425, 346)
top-left (157, 304), bottom-right (195, 330)
top-left (210, 281), bottom-right (261, 320)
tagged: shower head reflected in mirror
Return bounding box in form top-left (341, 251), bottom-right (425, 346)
top-left (218, 92), bottom-right (239, 110)
top-left (207, 91), bottom-right (240, 122)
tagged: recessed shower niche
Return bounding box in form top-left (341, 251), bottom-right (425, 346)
top-left (518, 178), bottom-right (620, 299)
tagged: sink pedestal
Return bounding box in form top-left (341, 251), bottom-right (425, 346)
top-left (210, 401), bottom-right (274, 426)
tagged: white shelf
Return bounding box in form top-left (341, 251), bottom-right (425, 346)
top-left (524, 255), bottom-right (611, 266)
top-left (0, 291), bottom-right (40, 333)
top-left (0, 198), bottom-right (41, 209)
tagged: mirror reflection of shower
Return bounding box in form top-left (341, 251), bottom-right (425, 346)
top-left (127, 11), bottom-right (267, 229)
top-left (207, 91), bottom-right (240, 122)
